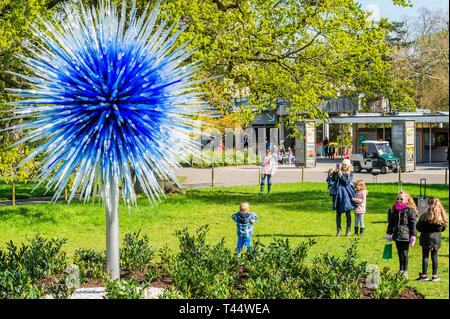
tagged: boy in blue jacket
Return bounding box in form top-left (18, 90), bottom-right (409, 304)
top-left (232, 202), bottom-right (259, 252)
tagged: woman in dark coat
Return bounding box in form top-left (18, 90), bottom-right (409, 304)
top-left (415, 197), bottom-right (448, 282)
top-left (332, 157), bottom-right (358, 237)
top-left (385, 191), bottom-right (418, 279)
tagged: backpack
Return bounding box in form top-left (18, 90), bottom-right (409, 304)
top-left (327, 173), bottom-right (337, 196)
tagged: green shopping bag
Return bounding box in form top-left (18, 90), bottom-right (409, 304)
top-left (382, 243), bottom-right (392, 259)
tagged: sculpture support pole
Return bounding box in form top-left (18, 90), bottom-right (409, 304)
top-left (105, 179), bottom-right (120, 280)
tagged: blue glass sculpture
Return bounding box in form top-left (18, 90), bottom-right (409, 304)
top-left (4, 0), bottom-right (206, 278)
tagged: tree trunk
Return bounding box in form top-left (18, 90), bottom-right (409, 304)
top-left (132, 169), bottom-right (185, 195)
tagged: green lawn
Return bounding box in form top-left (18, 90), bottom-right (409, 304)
top-left (0, 182), bottom-right (448, 299)
top-left (0, 182), bottom-right (55, 200)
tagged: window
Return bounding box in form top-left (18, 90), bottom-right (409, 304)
top-left (424, 132), bottom-right (435, 147)
top-left (435, 132), bottom-right (449, 147)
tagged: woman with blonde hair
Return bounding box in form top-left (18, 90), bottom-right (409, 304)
top-left (415, 197), bottom-right (448, 282)
top-left (385, 190), bottom-right (418, 279)
top-left (332, 156), bottom-right (358, 237)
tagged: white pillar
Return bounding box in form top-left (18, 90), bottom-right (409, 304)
top-left (429, 124), bottom-right (432, 164)
top-left (323, 122), bottom-right (329, 140)
top-left (105, 176), bottom-right (120, 280)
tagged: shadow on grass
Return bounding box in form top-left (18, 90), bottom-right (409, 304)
top-left (0, 206), bottom-right (57, 224)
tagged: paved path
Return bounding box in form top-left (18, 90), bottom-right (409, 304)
top-left (175, 160), bottom-right (449, 188)
top-left (1, 160), bottom-right (447, 206)
top-left (0, 195), bottom-right (80, 207)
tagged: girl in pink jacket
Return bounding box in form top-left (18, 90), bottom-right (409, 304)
top-left (352, 180), bottom-right (368, 236)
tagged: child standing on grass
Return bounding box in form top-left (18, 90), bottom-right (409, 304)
top-left (352, 180), bottom-right (368, 236)
top-left (232, 202), bottom-right (259, 252)
top-left (415, 197), bottom-right (448, 282)
top-left (385, 190), bottom-right (418, 279)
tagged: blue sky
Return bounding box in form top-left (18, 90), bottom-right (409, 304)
top-left (357, 0), bottom-right (449, 21)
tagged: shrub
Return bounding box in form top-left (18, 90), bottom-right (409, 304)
top-left (0, 234), bottom-right (67, 281)
top-left (371, 267), bottom-right (408, 299)
top-left (0, 267), bottom-right (45, 299)
top-left (299, 239), bottom-right (366, 299)
top-left (104, 277), bottom-right (148, 299)
top-left (161, 225), bottom-right (241, 298)
top-left (73, 248), bottom-right (106, 280)
top-left (120, 230), bottom-right (155, 272)
top-left (239, 238), bottom-right (314, 298)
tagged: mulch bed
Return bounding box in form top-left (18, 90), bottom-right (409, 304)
top-left (37, 264), bottom-right (425, 299)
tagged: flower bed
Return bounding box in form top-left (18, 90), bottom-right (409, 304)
top-left (0, 228), bottom-right (423, 299)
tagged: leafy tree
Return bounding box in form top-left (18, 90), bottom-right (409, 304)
top-left (2, 0), bottom-right (417, 154)
top-left (72, 0), bottom-right (415, 134)
top-left (0, 0), bottom-right (55, 183)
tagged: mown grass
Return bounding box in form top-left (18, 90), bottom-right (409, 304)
top-left (0, 182), bottom-right (448, 299)
top-left (0, 182), bottom-right (55, 200)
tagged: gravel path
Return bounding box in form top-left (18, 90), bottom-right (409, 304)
top-left (45, 287), bottom-right (164, 299)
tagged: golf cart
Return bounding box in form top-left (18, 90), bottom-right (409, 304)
top-left (350, 141), bottom-right (400, 174)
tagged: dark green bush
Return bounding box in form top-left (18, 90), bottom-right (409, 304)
top-left (0, 267), bottom-right (45, 299)
top-left (371, 267), bottom-right (408, 299)
top-left (104, 277), bottom-right (148, 299)
top-left (73, 248), bottom-right (106, 280)
top-left (0, 234), bottom-right (67, 281)
top-left (161, 225), bottom-right (241, 298)
top-left (120, 230), bottom-right (155, 272)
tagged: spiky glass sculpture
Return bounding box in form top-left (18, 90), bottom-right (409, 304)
top-left (5, 1), bottom-right (205, 278)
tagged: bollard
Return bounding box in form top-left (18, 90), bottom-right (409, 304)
top-left (398, 165), bottom-right (401, 183)
top-left (302, 166), bottom-right (304, 182)
top-left (211, 160), bottom-right (214, 188)
top-left (65, 187), bottom-right (68, 201)
top-left (12, 181), bottom-right (15, 207)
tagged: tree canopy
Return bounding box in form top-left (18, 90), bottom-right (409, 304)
top-left (1, 0), bottom-right (421, 141)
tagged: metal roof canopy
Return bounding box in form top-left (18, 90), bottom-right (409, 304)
top-left (362, 140), bottom-right (389, 144)
top-left (319, 112), bottom-right (449, 124)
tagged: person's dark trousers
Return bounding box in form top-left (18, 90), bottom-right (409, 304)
top-left (336, 210), bottom-right (351, 231)
top-left (395, 241), bottom-right (410, 272)
top-left (422, 247), bottom-right (439, 276)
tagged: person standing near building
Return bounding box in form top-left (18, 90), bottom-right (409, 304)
top-left (244, 135), bottom-right (249, 150)
top-left (323, 137), bottom-right (329, 158)
top-left (329, 143), bottom-right (335, 159)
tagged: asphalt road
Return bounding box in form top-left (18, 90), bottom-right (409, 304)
top-left (175, 159), bottom-right (449, 188)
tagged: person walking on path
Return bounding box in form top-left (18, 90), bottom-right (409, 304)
top-left (415, 197), bottom-right (448, 282)
top-left (332, 156), bottom-right (358, 237)
top-left (232, 202), bottom-right (259, 252)
top-left (385, 190), bottom-right (418, 279)
top-left (259, 149), bottom-right (277, 195)
top-left (352, 180), bottom-right (368, 236)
